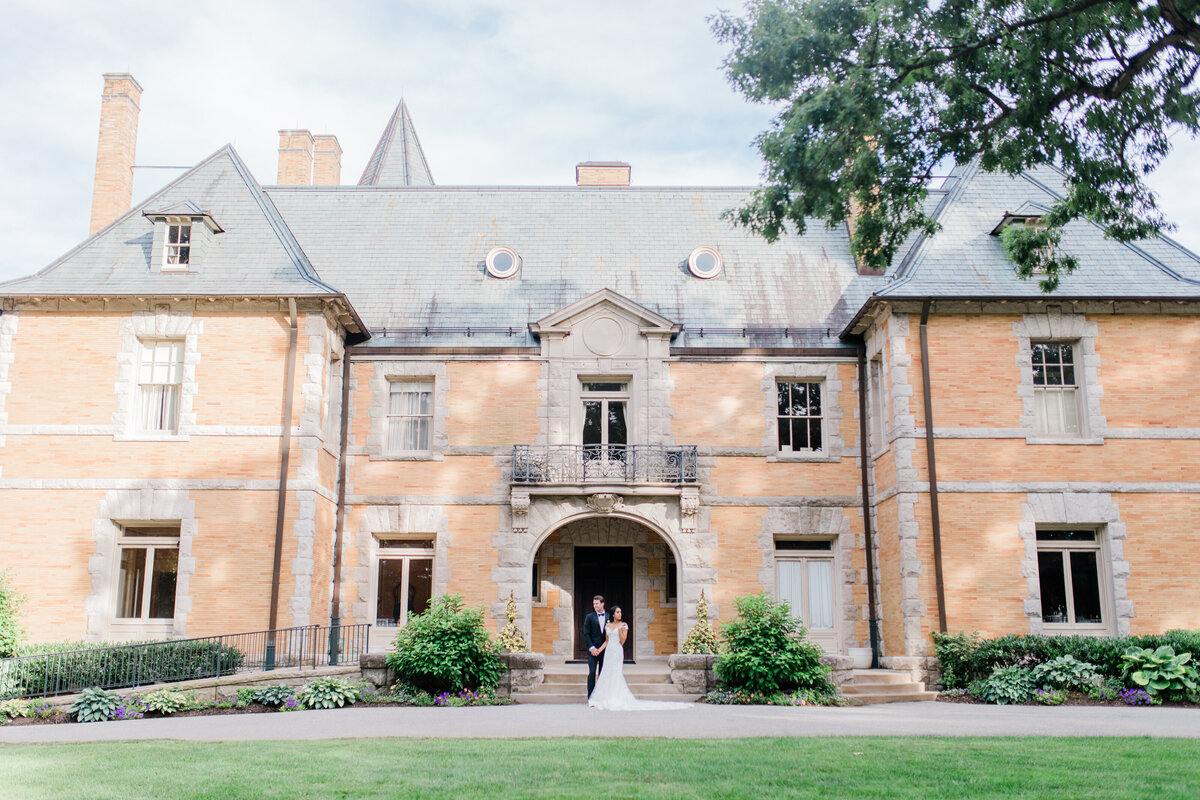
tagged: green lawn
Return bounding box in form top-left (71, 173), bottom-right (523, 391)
top-left (1, 737), bottom-right (1197, 799)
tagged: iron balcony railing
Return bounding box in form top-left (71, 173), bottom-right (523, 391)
top-left (0, 623), bottom-right (370, 700)
top-left (512, 444), bottom-right (698, 485)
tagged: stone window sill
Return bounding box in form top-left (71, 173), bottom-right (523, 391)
top-left (1024, 436), bottom-right (1104, 446)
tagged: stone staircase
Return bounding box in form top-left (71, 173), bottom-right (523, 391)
top-left (840, 669), bottom-right (939, 705)
top-left (514, 661), bottom-right (701, 704)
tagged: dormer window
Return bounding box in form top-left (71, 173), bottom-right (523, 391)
top-left (144, 204), bottom-right (223, 274)
top-left (165, 223), bottom-right (191, 268)
top-left (990, 212), bottom-right (1044, 236)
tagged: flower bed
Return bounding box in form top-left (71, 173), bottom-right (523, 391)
top-left (932, 631), bottom-right (1200, 707)
top-left (0, 678), bottom-right (510, 727)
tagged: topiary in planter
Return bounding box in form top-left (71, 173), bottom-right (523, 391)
top-left (387, 594), bottom-right (502, 693)
top-left (681, 591), bottom-right (719, 655)
top-left (714, 593), bottom-right (834, 695)
top-left (496, 592), bottom-right (529, 653)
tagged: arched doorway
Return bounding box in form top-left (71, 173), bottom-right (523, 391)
top-left (529, 515), bottom-right (679, 660)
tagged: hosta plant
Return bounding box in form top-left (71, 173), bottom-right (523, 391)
top-left (250, 685), bottom-right (296, 707)
top-left (969, 665), bottom-right (1037, 705)
top-left (71, 687), bottom-right (124, 722)
top-left (1122, 646), bottom-right (1199, 702)
top-left (1031, 655), bottom-right (1100, 691)
top-left (295, 677), bottom-right (361, 710)
top-left (139, 689), bottom-right (193, 715)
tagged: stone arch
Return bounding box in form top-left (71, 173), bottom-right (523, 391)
top-left (510, 495), bottom-right (714, 660)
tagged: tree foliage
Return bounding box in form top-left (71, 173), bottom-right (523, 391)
top-left (712, 0), bottom-right (1200, 289)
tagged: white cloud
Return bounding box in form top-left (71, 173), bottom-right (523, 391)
top-left (1, 1), bottom-right (1197, 282)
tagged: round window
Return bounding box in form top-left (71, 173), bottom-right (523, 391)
top-left (485, 246), bottom-right (521, 278)
top-left (687, 246), bottom-right (722, 279)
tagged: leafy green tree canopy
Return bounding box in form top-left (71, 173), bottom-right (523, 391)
top-left (712, 0), bottom-right (1200, 290)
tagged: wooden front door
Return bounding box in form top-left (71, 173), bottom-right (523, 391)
top-left (574, 546), bottom-right (634, 661)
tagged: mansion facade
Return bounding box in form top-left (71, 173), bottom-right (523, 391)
top-left (1, 74), bottom-right (1197, 673)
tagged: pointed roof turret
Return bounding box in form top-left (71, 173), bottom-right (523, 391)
top-left (358, 99), bottom-right (434, 187)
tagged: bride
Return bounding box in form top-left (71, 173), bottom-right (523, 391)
top-left (587, 606), bottom-right (689, 711)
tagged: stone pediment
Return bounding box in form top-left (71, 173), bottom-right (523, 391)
top-left (530, 289), bottom-right (679, 360)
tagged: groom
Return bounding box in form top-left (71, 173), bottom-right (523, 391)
top-left (582, 594), bottom-right (607, 697)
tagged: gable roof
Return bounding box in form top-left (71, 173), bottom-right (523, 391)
top-left (357, 100), bottom-right (435, 187)
top-left (532, 288), bottom-right (681, 334)
top-left (0, 146), bottom-right (346, 300)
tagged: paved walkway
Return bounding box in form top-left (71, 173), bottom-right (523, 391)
top-left (3, 702), bottom-right (1199, 743)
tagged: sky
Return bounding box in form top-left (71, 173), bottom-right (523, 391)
top-left (1, 0), bottom-right (1198, 284)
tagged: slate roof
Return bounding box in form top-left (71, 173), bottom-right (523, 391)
top-left (0, 146), bottom-right (342, 299)
top-left (265, 185), bottom-right (880, 347)
top-left (878, 162), bottom-right (1200, 300)
top-left (357, 100), bottom-right (435, 187)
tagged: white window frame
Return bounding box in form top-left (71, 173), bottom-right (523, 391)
top-left (1035, 528), bottom-right (1112, 634)
top-left (1013, 313), bottom-right (1105, 444)
top-left (1031, 341), bottom-right (1084, 437)
top-left (776, 380), bottom-right (824, 453)
top-left (112, 524), bottom-right (180, 630)
top-left (580, 379), bottom-right (630, 447)
top-left (136, 339), bottom-right (184, 434)
top-left (386, 379), bottom-right (434, 455)
top-left (773, 539), bottom-right (838, 644)
top-left (163, 222), bottom-right (192, 270)
top-left (371, 537), bottom-right (436, 628)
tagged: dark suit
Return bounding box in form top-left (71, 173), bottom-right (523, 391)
top-left (583, 610), bottom-right (607, 696)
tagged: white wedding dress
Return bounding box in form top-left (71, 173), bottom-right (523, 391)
top-left (587, 624), bottom-right (690, 711)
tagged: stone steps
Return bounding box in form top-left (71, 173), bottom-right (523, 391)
top-left (515, 664), bottom-right (700, 704)
top-left (841, 669), bottom-right (939, 705)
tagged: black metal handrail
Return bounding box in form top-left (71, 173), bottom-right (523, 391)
top-left (512, 444), bottom-right (698, 485)
top-left (0, 623), bottom-right (370, 700)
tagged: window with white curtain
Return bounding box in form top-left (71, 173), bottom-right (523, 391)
top-left (774, 540), bottom-right (835, 632)
top-left (1032, 342), bottom-right (1082, 435)
top-left (387, 380), bottom-right (433, 453)
top-left (137, 340), bottom-right (184, 433)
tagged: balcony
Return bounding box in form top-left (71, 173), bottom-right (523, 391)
top-left (512, 444), bottom-right (698, 486)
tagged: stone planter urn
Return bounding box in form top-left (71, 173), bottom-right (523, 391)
top-left (848, 647), bottom-right (873, 669)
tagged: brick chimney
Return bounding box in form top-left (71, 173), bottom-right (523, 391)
top-left (89, 73), bottom-right (143, 235)
top-left (312, 135), bottom-right (342, 185)
top-left (575, 161), bottom-right (631, 187)
top-left (277, 129), bottom-right (315, 185)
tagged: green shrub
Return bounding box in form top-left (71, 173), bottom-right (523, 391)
top-left (387, 594), bottom-right (503, 693)
top-left (930, 631), bottom-right (982, 689)
top-left (139, 689), bottom-right (193, 715)
top-left (930, 629), bottom-right (1200, 686)
top-left (713, 593), bottom-right (834, 696)
top-left (2, 639), bottom-right (244, 699)
top-left (0, 571), bottom-right (24, 659)
top-left (1122, 646), bottom-right (1199, 702)
top-left (71, 687), bottom-right (124, 723)
top-left (296, 677), bottom-right (361, 710)
top-left (969, 665), bottom-right (1037, 705)
top-left (1030, 655), bottom-right (1100, 691)
top-left (249, 685), bottom-right (296, 707)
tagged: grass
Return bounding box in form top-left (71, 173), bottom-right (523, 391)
top-left (1, 737), bottom-right (1198, 799)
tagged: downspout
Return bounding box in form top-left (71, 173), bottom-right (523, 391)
top-left (856, 342), bottom-right (881, 667)
top-left (328, 348), bottom-right (353, 665)
top-left (919, 301), bottom-right (948, 633)
top-left (266, 298), bottom-right (299, 668)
